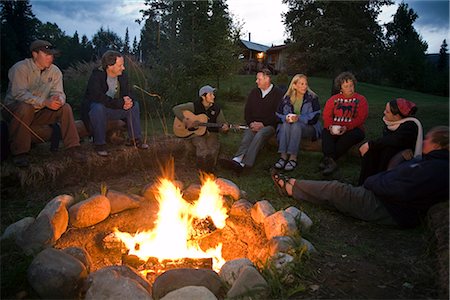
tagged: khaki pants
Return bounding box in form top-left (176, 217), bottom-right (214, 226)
top-left (5, 102), bottom-right (80, 155)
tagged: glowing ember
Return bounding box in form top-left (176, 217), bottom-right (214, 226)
top-left (115, 174), bottom-right (228, 272)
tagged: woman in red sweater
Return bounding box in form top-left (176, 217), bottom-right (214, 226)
top-left (321, 72), bottom-right (368, 175)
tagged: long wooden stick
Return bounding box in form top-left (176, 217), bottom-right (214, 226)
top-left (0, 102), bottom-right (46, 143)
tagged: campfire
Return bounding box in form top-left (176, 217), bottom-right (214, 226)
top-left (4, 167), bottom-right (316, 299)
top-left (114, 174), bottom-right (228, 274)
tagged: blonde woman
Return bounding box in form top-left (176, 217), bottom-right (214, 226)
top-left (274, 74), bottom-right (322, 171)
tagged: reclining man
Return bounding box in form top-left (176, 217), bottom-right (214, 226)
top-left (272, 126), bottom-right (449, 228)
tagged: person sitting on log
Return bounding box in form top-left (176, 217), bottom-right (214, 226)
top-left (2, 39), bottom-right (86, 167)
top-left (273, 74), bottom-right (322, 171)
top-left (320, 72), bottom-right (369, 175)
top-left (358, 98), bottom-right (423, 185)
top-left (271, 126), bottom-right (449, 228)
top-left (172, 85), bottom-right (229, 172)
top-left (81, 50), bottom-right (148, 157)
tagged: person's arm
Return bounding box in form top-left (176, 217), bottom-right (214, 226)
top-left (276, 97), bottom-right (291, 123)
top-left (48, 66), bottom-right (66, 105)
top-left (8, 63), bottom-right (46, 109)
top-left (369, 122), bottom-right (418, 151)
top-left (322, 96), bottom-right (335, 129)
top-left (172, 102), bottom-right (194, 121)
top-left (299, 93), bottom-right (321, 125)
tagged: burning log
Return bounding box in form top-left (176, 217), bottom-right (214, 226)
top-left (121, 254), bottom-right (213, 282)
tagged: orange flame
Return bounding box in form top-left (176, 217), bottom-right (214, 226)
top-left (115, 174), bottom-right (228, 271)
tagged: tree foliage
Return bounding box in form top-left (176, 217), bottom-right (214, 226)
top-left (1, 0), bottom-right (40, 84)
top-left (282, 0), bottom-right (392, 79)
top-left (138, 0), bottom-right (240, 109)
top-left (92, 27), bottom-right (124, 58)
top-left (383, 2), bottom-right (428, 89)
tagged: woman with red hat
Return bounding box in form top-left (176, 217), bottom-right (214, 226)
top-left (358, 98), bottom-right (423, 185)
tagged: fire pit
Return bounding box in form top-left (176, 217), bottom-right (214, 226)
top-left (3, 172), bottom-right (315, 299)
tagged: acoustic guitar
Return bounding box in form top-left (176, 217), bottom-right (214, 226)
top-left (173, 110), bottom-right (248, 138)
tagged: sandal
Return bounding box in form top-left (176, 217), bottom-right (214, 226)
top-left (270, 168), bottom-right (291, 197)
top-left (274, 158), bottom-right (287, 169)
top-left (284, 160), bottom-right (297, 171)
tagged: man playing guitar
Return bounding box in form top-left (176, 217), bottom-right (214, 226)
top-left (172, 85), bottom-right (229, 172)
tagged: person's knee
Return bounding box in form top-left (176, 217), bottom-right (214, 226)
top-left (89, 103), bottom-right (106, 117)
top-left (60, 103), bottom-right (74, 115)
top-left (12, 102), bottom-right (34, 119)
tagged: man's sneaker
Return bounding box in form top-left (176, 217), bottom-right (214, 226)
top-left (94, 144), bottom-right (109, 157)
top-left (67, 146), bottom-right (88, 163)
top-left (13, 154), bottom-right (30, 168)
top-left (218, 158), bottom-right (244, 174)
top-left (126, 139), bottom-right (149, 150)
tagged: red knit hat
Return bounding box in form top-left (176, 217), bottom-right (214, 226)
top-left (395, 98), bottom-right (417, 117)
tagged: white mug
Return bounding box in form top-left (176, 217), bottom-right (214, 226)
top-left (330, 125), bottom-right (342, 135)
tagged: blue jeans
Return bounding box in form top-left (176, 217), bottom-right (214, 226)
top-left (277, 122), bottom-right (316, 155)
top-left (89, 102), bottom-right (142, 145)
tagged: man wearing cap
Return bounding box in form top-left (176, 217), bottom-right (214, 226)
top-left (220, 68), bottom-right (283, 174)
top-left (3, 39), bottom-right (85, 167)
top-left (172, 85), bottom-right (229, 172)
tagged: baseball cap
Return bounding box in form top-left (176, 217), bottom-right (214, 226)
top-left (199, 85), bottom-right (216, 97)
top-left (30, 40), bottom-right (59, 55)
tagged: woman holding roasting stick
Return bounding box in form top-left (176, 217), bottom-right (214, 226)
top-left (274, 74), bottom-right (322, 171)
top-left (172, 85), bottom-right (229, 173)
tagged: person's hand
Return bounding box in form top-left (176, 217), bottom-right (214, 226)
top-left (221, 123), bottom-right (230, 133)
top-left (250, 121), bottom-right (264, 132)
top-left (123, 96), bottom-right (133, 110)
top-left (359, 142), bottom-right (369, 156)
top-left (44, 95), bottom-right (63, 110)
top-left (286, 114), bottom-right (299, 123)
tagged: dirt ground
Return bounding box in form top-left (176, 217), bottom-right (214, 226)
top-left (1, 146), bottom-right (447, 299)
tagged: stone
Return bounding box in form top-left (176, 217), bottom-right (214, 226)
top-left (229, 199), bottom-right (252, 217)
top-left (268, 236), bottom-right (295, 256)
top-left (50, 194), bottom-right (75, 208)
top-left (285, 207), bottom-right (313, 233)
top-left (1, 217), bottom-right (35, 241)
top-left (215, 178), bottom-right (241, 200)
top-left (86, 265), bottom-right (151, 294)
top-left (16, 214), bottom-right (56, 255)
top-left (161, 286), bottom-right (217, 300)
top-left (152, 268), bottom-right (225, 300)
top-left (106, 189), bottom-right (141, 214)
top-left (85, 266), bottom-right (152, 300)
top-left (62, 247), bottom-right (93, 273)
top-left (273, 252), bottom-right (294, 270)
top-left (37, 195), bottom-right (70, 241)
top-left (219, 258), bottom-right (254, 286)
top-left (251, 200), bottom-right (276, 224)
top-left (226, 265), bottom-right (269, 299)
top-left (299, 237), bottom-right (317, 253)
top-left (27, 248), bottom-right (87, 299)
top-left (69, 194), bottom-right (111, 228)
top-left (264, 211), bottom-right (298, 240)
top-left (183, 184), bottom-right (201, 202)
